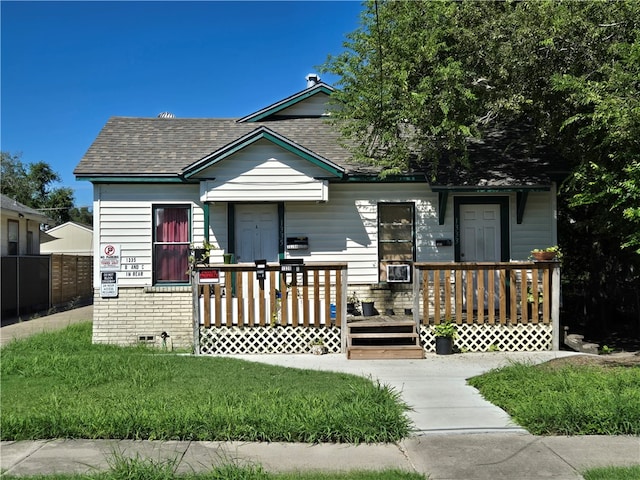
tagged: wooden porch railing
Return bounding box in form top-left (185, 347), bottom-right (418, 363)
top-left (414, 262), bottom-right (561, 343)
top-left (196, 262), bottom-right (348, 329)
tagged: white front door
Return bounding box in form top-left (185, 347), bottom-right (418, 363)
top-left (235, 204), bottom-right (279, 263)
top-left (459, 203), bottom-right (502, 310)
top-left (459, 204), bottom-right (501, 262)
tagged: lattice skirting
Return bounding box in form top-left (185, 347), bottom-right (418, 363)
top-left (199, 326), bottom-right (342, 355)
top-left (420, 323), bottom-right (553, 352)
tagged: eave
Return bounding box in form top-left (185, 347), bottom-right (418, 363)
top-left (238, 83), bottom-right (335, 123)
top-left (182, 126), bottom-right (346, 179)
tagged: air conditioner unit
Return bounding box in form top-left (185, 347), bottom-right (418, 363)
top-left (387, 264), bottom-right (411, 283)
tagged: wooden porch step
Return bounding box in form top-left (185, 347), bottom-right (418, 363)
top-left (349, 332), bottom-right (419, 339)
top-left (348, 318), bottom-right (415, 328)
top-left (346, 316), bottom-right (423, 359)
top-left (347, 345), bottom-right (425, 360)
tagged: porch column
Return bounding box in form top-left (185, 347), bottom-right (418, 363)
top-left (551, 264), bottom-right (561, 350)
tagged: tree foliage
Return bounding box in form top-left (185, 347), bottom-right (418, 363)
top-left (1, 151), bottom-right (75, 225)
top-left (322, 0), bottom-right (639, 251)
top-left (322, 0), bottom-right (640, 338)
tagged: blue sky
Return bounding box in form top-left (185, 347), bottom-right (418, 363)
top-left (1, 1), bottom-right (363, 209)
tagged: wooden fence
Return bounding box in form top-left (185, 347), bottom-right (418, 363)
top-left (1, 254), bottom-right (93, 321)
top-left (196, 262), bottom-right (348, 328)
top-left (50, 254), bottom-right (93, 306)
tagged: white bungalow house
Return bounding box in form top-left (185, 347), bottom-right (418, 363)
top-left (75, 76), bottom-right (563, 357)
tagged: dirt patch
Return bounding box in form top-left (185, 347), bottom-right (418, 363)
top-left (543, 351), bottom-right (640, 368)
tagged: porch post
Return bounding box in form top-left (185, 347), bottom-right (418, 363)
top-left (551, 263), bottom-right (561, 350)
top-left (341, 267), bottom-right (348, 354)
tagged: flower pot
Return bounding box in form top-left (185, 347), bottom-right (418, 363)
top-left (361, 301), bottom-right (376, 316)
top-left (532, 251), bottom-right (556, 261)
top-left (435, 337), bottom-right (453, 355)
top-left (310, 344), bottom-right (328, 355)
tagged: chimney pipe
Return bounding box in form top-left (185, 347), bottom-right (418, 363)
top-left (305, 73), bottom-right (320, 88)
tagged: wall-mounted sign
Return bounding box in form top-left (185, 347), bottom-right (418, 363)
top-left (198, 269), bottom-right (220, 284)
top-left (100, 243), bottom-right (121, 271)
top-left (100, 271), bottom-right (118, 298)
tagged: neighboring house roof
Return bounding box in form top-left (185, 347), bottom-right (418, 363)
top-left (43, 221), bottom-right (93, 235)
top-left (0, 194), bottom-right (52, 224)
top-left (40, 221), bottom-right (93, 255)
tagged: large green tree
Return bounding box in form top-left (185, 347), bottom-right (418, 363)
top-left (1, 151), bottom-right (75, 225)
top-left (322, 0), bottom-right (640, 339)
top-left (323, 0), bottom-right (639, 250)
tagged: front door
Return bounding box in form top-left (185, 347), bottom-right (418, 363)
top-left (459, 204), bottom-right (501, 262)
top-left (458, 202), bottom-right (504, 311)
top-left (235, 204), bottom-right (279, 263)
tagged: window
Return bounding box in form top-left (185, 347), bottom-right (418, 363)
top-left (27, 231), bottom-right (34, 254)
top-left (378, 203), bottom-right (415, 282)
top-left (8, 220), bottom-right (18, 255)
top-left (153, 205), bottom-right (191, 284)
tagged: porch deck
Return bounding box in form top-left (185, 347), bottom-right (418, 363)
top-left (195, 261), bottom-right (560, 355)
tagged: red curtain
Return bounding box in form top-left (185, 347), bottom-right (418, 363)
top-left (155, 207), bottom-right (189, 282)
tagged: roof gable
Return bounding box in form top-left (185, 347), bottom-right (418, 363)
top-left (182, 126), bottom-right (345, 179)
top-left (238, 82), bottom-right (335, 123)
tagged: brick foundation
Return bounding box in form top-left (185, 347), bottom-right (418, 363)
top-left (92, 287), bottom-right (195, 350)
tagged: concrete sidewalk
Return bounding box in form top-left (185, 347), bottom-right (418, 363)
top-left (2, 435), bottom-right (639, 479)
top-left (0, 304), bottom-right (93, 347)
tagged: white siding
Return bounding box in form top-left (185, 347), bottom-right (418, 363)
top-left (276, 94), bottom-right (330, 117)
top-left (511, 190), bottom-right (557, 260)
top-left (199, 140), bottom-right (331, 202)
top-left (93, 183), bottom-right (202, 287)
top-left (93, 182), bottom-right (557, 289)
top-left (283, 183), bottom-right (447, 283)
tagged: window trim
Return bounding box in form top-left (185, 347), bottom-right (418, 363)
top-left (377, 202), bottom-right (415, 283)
top-left (152, 204), bottom-right (192, 285)
top-left (7, 219), bottom-right (19, 256)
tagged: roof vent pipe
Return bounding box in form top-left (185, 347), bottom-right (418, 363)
top-left (305, 73), bottom-right (320, 88)
top-left (157, 112), bottom-right (175, 119)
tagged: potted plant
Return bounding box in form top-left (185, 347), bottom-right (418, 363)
top-left (347, 291), bottom-right (361, 315)
top-left (189, 239), bottom-right (217, 265)
top-left (361, 298), bottom-right (376, 316)
top-left (530, 246), bottom-right (562, 261)
top-left (309, 337), bottom-right (328, 355)
top-left (433, 320), bottom-right (457, 355)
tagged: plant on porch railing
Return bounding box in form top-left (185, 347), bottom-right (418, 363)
top-left (530, 245), bottom-right (562, 261)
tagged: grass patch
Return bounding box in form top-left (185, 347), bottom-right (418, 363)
top-left (583, 465), bottom-right (640, 480)
top-left (0, 455), bottom-right (425, 479)
top-left (1, 323), bottom-right (411, 443)
top-left (468, 361), bottom-right (640, 435)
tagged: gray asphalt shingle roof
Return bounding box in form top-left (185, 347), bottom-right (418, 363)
top-left (74, 117), bottom-right (378, 178)
top-left (75, 115), bottom-right (565, 187)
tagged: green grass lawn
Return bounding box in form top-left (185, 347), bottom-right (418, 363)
top-left (468, 361), bottom-right (640, 435)
top-left (0, 323), bottom-right (411, 443)
top-left (0, 456), bottom-right (424, 480)
top-left (583, 465), bottom-right (640, 480)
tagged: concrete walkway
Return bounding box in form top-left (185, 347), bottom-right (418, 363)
top-left (2, 307), bottom-right (639, 478)
top-left (0, 304), bottom-right (93, 347)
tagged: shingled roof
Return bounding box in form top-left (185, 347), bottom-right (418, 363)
top-left (74, 116), bottom-right (381, 179)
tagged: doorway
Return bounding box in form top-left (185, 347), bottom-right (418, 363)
top-left (234, 204), bottom-right (279, 263)
top-left (455, 197), bottom-right (510, 311)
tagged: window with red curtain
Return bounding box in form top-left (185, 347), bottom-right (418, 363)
top-left (153, 205), bottom-right (190, 284)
